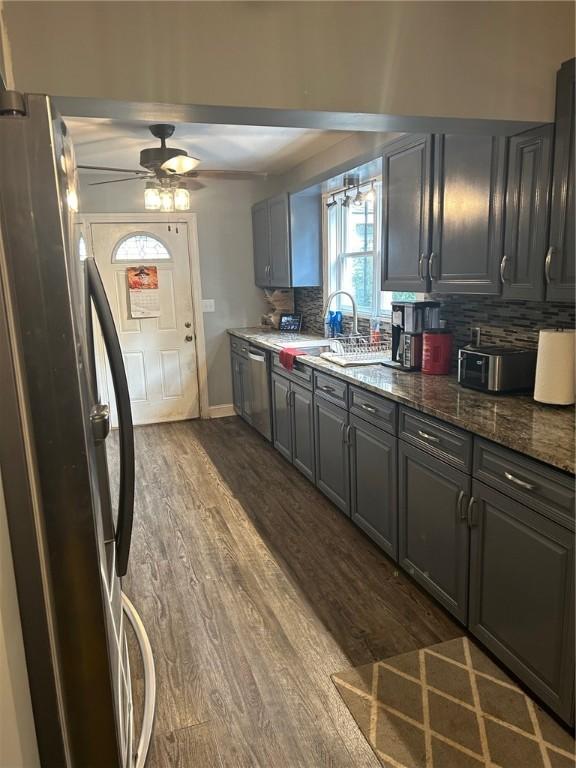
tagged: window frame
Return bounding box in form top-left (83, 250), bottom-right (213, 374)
top-left (111, 231), bottom-right (172, 263)
top-left (324, 178), bottom-right (383, 319)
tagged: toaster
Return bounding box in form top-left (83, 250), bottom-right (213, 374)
top-left (457, 346), bottom-right (537, 393)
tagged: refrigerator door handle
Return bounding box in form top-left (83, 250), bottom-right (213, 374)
top-left (86, 257), bottom-right (135, 577)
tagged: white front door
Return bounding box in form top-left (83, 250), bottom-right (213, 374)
top-left (89, 220), bottom-right (200, 425)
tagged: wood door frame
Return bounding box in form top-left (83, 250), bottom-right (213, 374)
top-left (78, 212), bottom-right (210, 420)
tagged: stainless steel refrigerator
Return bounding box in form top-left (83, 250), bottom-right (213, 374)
top-left (0, 92), bottom-right (155, 767)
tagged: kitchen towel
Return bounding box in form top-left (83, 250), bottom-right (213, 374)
top-left (534, 329), bottom-right (575, 405)
top-left (279, 348), bottom-right (306, 372)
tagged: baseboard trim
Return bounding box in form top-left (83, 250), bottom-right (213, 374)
top-left (208, 404), bottom-right (236, 419)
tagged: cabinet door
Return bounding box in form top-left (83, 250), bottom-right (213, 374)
top-left (431, 134), bottom-right (507, 294)
top-left (271, 373), bottom-right (292, 461)
top-left (469, 481), bottom-right (575, 723)
top-left (290, 382), bottom-right (315, 482)
top-left (231, 352), bottom-right (243, 415)
top-left (547, 58), bottom-right (575, 302)
top-left (398, 441), bottom-right (470, 622)
top-left (350, 416), bottom-right (397, 559)
top-left (313, 397), bottom-right (350, 515)
top-left (502, 125), bottom-right (553, 301)
top-left (252, 200), bottom-right (270, 287)
top-left (268, 194), bottom-right (291, 288)
top-left (238, 357), bottom-right (252, 424)
top-left (381, 135), bottom-right (432, 292)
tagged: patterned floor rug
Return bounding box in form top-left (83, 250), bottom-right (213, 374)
top-left (332, 637), bottom-right (575, 768)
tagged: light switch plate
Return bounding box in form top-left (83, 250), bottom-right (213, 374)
top-left (201, 299), bottom-right (215, 313)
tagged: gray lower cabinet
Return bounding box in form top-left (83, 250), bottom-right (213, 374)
top-left (430, 134), bottom-right (507, 295)
top-left (271, 373), bottom-right (292, 461)
top-left (231, 352), bottom-right (243, 415)
top-left (398, 441), bottom-right (470, 623)
top-left (291, 382), bottom-right (315, 482)
top-left (502, 124), bottom-right (553, 301)
top-left (271, 373), bottom-right (315, 481)
top-left (468, 480), bottom-right (575, 723)
top-left (313, 396), bottom-right (350, 515)
top-left (350, 415), bottom-right (397, 559)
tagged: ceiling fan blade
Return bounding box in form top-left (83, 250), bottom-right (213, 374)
top-left (186, 180), bottom-right (206, 191)
top-left (78, 164), bottom-right (150, 175)
top-left (194, 170), bottom-right (268, 180)
top-left (88, 176), bottom-right (152, 187)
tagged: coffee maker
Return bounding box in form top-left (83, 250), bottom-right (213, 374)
top-left (384, 301), bottom-right (441, 370)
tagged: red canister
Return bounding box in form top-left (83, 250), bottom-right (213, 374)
top-left (422, 330), bottom-right (453, 375)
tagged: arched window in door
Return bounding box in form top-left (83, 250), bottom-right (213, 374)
top-left (112, 233), bottom-right (171, 263)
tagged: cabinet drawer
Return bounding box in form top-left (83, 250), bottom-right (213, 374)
top-left (313, 371), bottom-right (348, 407)
top-left (229, 336), bottom-right (249, 358)
top-left (271, 352), bottom-right (313, 389)
top-left (350, 387), bottom-right (397, 435)
top-left (399, 407), bottom-right (472, 471)
top-left (473, 439), bottom-right (575, 528)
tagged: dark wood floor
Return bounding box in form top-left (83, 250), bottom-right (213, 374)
top-left (121, 417), bottom-right (460, 767)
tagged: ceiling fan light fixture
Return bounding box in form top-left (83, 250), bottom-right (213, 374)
top-left (174, 183), bottom-right (190, 211)
top-left (161, 153), bottom-right (200, 175)
top-left (144, 181), bottom-right (161, 210)
top-left (159, 187), bottom-right (175, 212)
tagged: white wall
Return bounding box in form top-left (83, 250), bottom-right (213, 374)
top-left (3, 1), bottom-right (574, 122)
top-left (0, 470), bottom-right (40, 768)
top-left (80, 176), bottom-right (270, 407)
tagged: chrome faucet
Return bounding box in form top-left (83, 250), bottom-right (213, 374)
top-left (322, 290), bottom-right (359, 336)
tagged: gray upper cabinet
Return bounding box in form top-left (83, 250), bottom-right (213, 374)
top-left (547, 58), bottom-right (575, 302)
top-left (398, 441), bottom-right (470, 623)
top-left (430, 134), bottom-right (507, 294)
top-left (350, 415), bottom-right (398, 559)
top-left (381, 135), bottom-right (432, 292)
top-left (468, 480), bottom-right (575, 723)
top-left (268, 194), bottom-right (291, 287)
top-left (314, 396), bottom-right (350, 515)
top-left (252, 200), bottom-right (270, 287)
top-left (502, 125), bottom-right (553, 301)
top-left (251, 191), bottom-right (321, 289)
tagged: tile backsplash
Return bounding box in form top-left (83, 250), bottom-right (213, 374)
top-left (294, 287), bottom-right (575, 366)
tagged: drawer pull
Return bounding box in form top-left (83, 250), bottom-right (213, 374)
top-left (457, 490), bottom-right (466, 520)
top-left (467, 496), bottom-right (478, 528)
top-left (360, 403), bottom-right (377, 414)
top-left (504, 471), bottom-right (536, 491)
top-left (320, 385), bottom-right (336, 393)
top-left (418, 429), bottom-right (440, 444)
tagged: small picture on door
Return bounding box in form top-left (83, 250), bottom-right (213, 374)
top-left (127, 266), bottom-right (160, 318)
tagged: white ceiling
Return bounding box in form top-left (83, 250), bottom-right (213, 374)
top-left (65, 117), bottom-right (351, 176)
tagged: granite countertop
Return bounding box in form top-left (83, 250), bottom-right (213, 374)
top-left (228, 328), bottom-right (575, 475)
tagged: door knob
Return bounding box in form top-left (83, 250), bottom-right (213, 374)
top-left (184, 321), bottom-right (192, 328)
top-left (185, 334), bottom-right (194, 342)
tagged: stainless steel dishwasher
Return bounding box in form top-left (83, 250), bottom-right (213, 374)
top-left (247, 346), bottom-right (272, 441)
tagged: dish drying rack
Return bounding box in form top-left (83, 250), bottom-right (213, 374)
top-left (320, 335), bottom-right (392, 367)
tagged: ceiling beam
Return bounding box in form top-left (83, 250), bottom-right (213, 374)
top-left (54, 96), bottom-right (544, 138)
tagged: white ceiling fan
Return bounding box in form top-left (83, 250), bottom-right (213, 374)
top-left (77, 123), bottom-right (266, 210)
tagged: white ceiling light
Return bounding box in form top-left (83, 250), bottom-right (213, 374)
top-left (160, 154), bottom-right (200, 175)
top-left (144, 182), bottom-right (161, 210)
top-left (159, 188), bottom-right (175, 212)
top-left (174, 184), bottom-right (190, 211)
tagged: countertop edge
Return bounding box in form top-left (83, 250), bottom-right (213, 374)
top-left (227, 329), bottom-right (575, 475)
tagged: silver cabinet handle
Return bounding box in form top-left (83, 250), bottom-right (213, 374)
top-left (428, 252), bottom-right (436, 280)
top-left (500, 254), bottom-right (508, 284)
top-left (467, 496), bottom-right (478, 528)
top-left (504, 471), bottom-right (535, 491)
top-left (544, 247), bottom-right (553, 284)
top-left (342, 423), bottom-right (352, 444)
top-left (320, 385), bottom-right (336, 393)
top-left (418, 429), bottom-right (440, 443)
top-left (418, 253), bottom-right (425, 281)
top-left (360, 403), bottom-right (377, 414)
top-left (457, 489), bottom-right (466, 520)
top-left (248, 351), bottom-right (265, 362)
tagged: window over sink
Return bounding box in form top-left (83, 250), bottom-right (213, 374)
top-left (324, 177), bottom-right (422, 318)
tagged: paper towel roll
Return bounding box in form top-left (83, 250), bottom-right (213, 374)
top-left (534, 329), bottom-right (576, 405)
